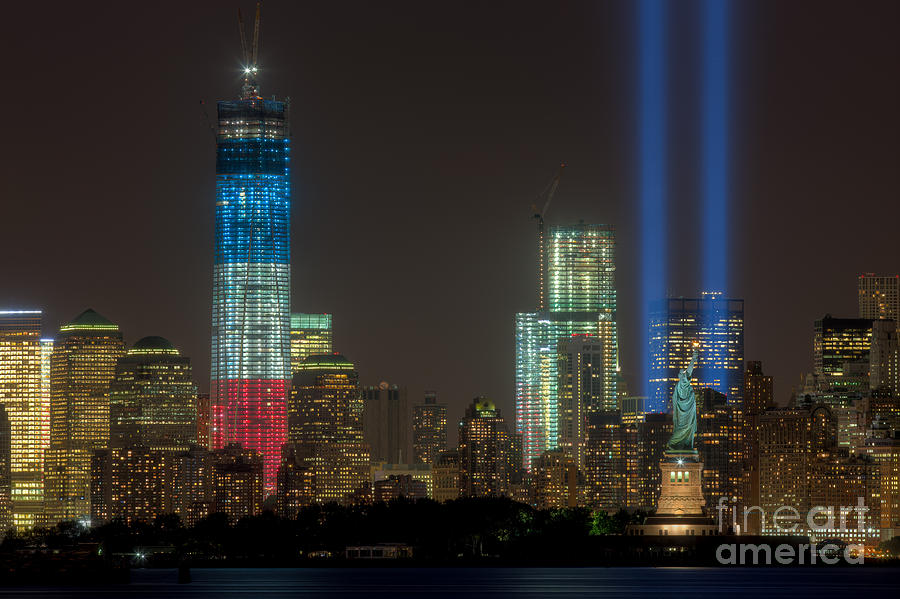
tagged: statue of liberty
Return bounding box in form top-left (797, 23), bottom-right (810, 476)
top-left (667, 342), bottom-right (699, 452)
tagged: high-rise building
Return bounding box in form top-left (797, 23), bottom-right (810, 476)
top-left (859, 274), bottom-right (899, 321)
top-left (813, 315), bottom-right (873, 388)
top-left (582, 411), bottom-right (624, 510)
top-left (432, 450), bottom-right (460, 503)
top-left (210, 36), bottom-right (291, 493)
top-left (0, 311), bottom-right (47, 529)
top-left (196, 393), bottom-right (210, 449)
top-left (864, 425), bottom-right (900, 540)
top-left (109, 337), bottom-right (197, 451)
top-left (211, 443), bottom-right (264, 520)
top-left (283, 354), bottom-right (370, 506)
top-left (457, 398), bottom-right (513, 498)
top-left (0, 405), bottom-right (10, 534)
top-left (743, 361), bottom-right (773, 534)
top-left (289, 354), bottom-right (363, 445)
top-left (44, 309), bottom-right (125, 525)
top-left (623, 413), bottom-right (672, 511)
top-left (557, 335), bottom-right (609, 472)
top-left (870, 320), bottom-right (899, 397)
top-left (649, 294), bottom-right (744, 412)
top-left (696, 388), bottom-right (745, 519)
top-left (413, 391), bottom-right (447, 465)
top-left (290, 313), bottom-right (333, 374)
top-left (530, 450), bottom-right (577, 509)
top-left (516, 224), bottom-right (618, 472)
top-left (362, 383), bottom-right (410, 464)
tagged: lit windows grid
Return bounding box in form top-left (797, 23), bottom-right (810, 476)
top-left (515, 311), bottom-right (617, 471)
top-left (211, 98), bottom-right (291, 495)
top-left (0, 313), bottom-right (46, 530)
top-left (648, 296), bottom-right (744, 413)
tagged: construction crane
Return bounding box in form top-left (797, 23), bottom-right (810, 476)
top-left (238, 3), bottom-right (262, 99)
top-left (532, 163), bottom-right (566, 310)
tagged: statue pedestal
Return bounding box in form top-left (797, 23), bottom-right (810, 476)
top-left (625, 450), bottom-right (717, 537)
top-left (656, 450), bottom-right (705, 516)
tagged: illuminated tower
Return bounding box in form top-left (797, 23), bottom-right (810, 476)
top-left (457, 398), bottom-right (513, 498)
top-left (0, 311), bottom-right (46, 530)
top-left (285, 354), bottom-right (370, 505)
top-left (515, 224), bottom-right (617, 471)
top-left (648, 294), bottom-right (744, 412)
top-left (109, 337), bottom-right (197, 450)
top-left (290, 313), bottom-right (333, 374)
top-left (413, 391), bottom-right (447, 465)
top-left (858, 273), bottom-right (899, 321)
top-left (211, 6), bottom-right (291, 492)
top-left (44, 309), bottom-right (125, 525)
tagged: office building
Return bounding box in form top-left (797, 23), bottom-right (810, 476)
top-left (283, 354), bottom-right (370, 506)
top-left (813, 315), bottom-right (873, 389)
top-left (557, 335), bottom-right (608, 472)
top-left (531, 449), bottom-right (577, 510)
top-left (413, 391), bottom-right (447, 465)
top-left (0, 311), bottom-right (47, 529)
top-left (859, 274), bottom-right (899, 321)
top-left (211, 443), bottom-right (264, 520)
top-left (109, 337), bottom-right (197, 450)
top-left (0, 405), bottom-right (10, 533)
top-left (458, 398), bottom-right (513, 498)
top-left (582, 411), bottom-right (624, 510)
top-left (743, 361), bottom-right (773, 534)
top-left (374, 474), bottom-right (428, 503)
top-left (623, 413), bottom-right (672, 511)
top-left (362, 383), bottom-right (410, 464)
top-left (44, 309), bottom-right (125, 525)
top-left (196, 393), bottom-right (210, 449)
top-left (870, 320), bottom-right (899, 397)
top-left (516, 223), bottom-right (618, 472)
top-left (696, 388), bottom-right (745, 518)
top-left (865, 426), bottom-right (900, 540)
top-left (211, 41), bottom-right (291, 493)
top-left (290, 313), bottom-right (333, 374)
top-left (649, 294), bottom-right (744, 412)
top-left (432, 450), bottom-right (460, 503)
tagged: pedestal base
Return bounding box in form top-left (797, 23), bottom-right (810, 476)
top-left (656, 450), bottom-right (705, 516)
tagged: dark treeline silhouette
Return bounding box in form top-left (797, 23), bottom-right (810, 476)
top-left (1, 499), bottom-right (646, 566)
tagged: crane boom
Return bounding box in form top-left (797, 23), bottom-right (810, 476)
top-left (533, 163), bottom-right (566, 310)
top-left (539, 163), bottom-right (566, 220)
top-left (251, 2), bottom-right (261, 66)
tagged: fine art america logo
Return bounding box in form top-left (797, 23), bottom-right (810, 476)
top-left (714, 497), bottom-right (870, 565)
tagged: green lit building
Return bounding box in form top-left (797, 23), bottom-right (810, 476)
top-left (290, 313), bottom-right (333, 374)
top-left (515, 224), bottom-right (617, 472)
top-left (109, 336), bottom-right (198, 450)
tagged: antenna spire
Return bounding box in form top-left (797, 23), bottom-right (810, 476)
top-left (238, 2), bottom-right (262, 99)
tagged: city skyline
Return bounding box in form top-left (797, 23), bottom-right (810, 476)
top-left (0, 0), bottom-right (897, 432)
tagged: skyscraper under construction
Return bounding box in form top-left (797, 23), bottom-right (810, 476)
top-left (211, 6), bottom-right (291, 491)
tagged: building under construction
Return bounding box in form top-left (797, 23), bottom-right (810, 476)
top-left (210, 5), bottom-right (291, 492)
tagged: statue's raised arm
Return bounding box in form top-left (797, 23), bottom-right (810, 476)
top-left (684, 345), bottom-right (699, 378)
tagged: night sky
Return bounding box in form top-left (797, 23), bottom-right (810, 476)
top-left (1, 1), bottom-right (897, 432)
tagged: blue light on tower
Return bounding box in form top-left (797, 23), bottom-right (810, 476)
top-left (639, 0), bottom-right (667, 406)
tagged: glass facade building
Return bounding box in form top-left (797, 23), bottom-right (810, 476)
top-left (648, 294), bottom-right (744, 413)
top-left (290, 313), bottom-right (333, 374)
top-left (109, 336), bottom-right (198, 451)
top-left (515, 223), bottom-right (618, 472)
top-left (44, 309), bottom-right (125, 525)
top-left (211, 81), bottom-right (291, 492)
top-left (0, 311), bottom-right (47, 530)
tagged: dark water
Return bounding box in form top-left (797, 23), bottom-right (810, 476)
top-left (2, 567), bottom-right (898, 597)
